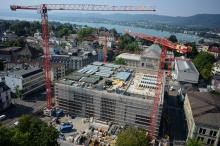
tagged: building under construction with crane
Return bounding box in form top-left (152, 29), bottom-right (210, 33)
top-left (55, 61), bottom-right (165, 136)
top-left (10, 3), bottom-right (192, 137)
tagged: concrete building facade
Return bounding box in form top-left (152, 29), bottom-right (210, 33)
top-left (5, 67), bottom-right (44, 97)
top-left (0, 82), bottom-right (11, 112)
top-left (116, 44), bottom-right (161, 70)
top-left (55, 63), bottom-right (165, 136)
top-left (184, 90), bottom-right (220, 146)
top-left (174, 57), bottom-right (199, 83)
top-left (46, 53), bottom-right (98, 71)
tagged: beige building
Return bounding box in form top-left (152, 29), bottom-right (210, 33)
top-left (51, 64), bottom-right (65, 81)
top-left (184, 90), bottom-right (220, 146)
top-left (116, 44), bottom-right (161, 70)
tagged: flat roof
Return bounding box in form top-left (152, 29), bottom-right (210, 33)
top-left (9, 67), bottom-right (43, 78)
top-left (176, 57), bottom-right (199, 74)
top-left (116, 53), bottom-right (140, 61)
top-left (57, 62), bottom-right (164, 99)
top-left (187, 90), bottom-right (220, 128)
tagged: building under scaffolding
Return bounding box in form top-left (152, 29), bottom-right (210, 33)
top-left (55, 62), bottom-right (165, 136)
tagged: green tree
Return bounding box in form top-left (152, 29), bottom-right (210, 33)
top-left (119, 34), bottom-right (140, 53)
top-left (15, 85), bottom-right (23, 99)
top-left (115, 58), bottom-right (126, 65)
top-left (193, 52), bottom-right (215, 80)
top-left (77, 28), bottom-right (94, 41)
top-left (187, 42), bottom-right (198, 59)
top-left (0, 115), bottom-right (59, 146)
top-left (187, 138), bottom-right (203, 146)
top-left (116, 127), bottom-right (150, 146)
top-left (168, 35), bottom-right (178, 43)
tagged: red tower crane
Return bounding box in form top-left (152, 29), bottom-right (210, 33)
top-left (10, 4), bottom-right (155, 113)
top-left (126, 31), bottom-right (192, 138)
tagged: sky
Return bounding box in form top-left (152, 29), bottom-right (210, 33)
top-left (0, 0), bottom-right (220, 16)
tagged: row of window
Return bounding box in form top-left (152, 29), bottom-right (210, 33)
top-left (199, 128), bottom-right (217, 137)
top-left (197, 136), bottom-right (215, 145)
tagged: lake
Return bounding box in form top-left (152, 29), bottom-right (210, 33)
top-left (0, 16), bottom-right (201, 42)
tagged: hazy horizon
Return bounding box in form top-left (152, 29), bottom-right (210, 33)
top-left (0, 0), bottom-right (220, 17)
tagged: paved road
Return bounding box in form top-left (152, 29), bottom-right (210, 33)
top-left (0, 91), bottom-right (47, 127)
top-left (159, 78), bottom-right (187, 144)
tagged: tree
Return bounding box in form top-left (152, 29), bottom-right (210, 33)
top-left (0, 115), bottom-right (59, 146)
top-left (15, 85), bottom-right (23, 99)
top-left (77, 28), bottom-right (94, 41)
top-left (115, 58), bottom-right (126, 65)
top-left (193, 52), bottom-right (215, 80)
top-left (168, 35), bottom-right (178, 43)
top-left (187, 42), bottom-right (198, 59)
top-left (187, 138), bottom-right (203, 146)
top-left (116, 127), bottom-right (150, 146)
top-left (119, 34), bottom-right (140, 53)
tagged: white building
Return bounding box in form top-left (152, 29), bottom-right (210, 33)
top-left (0, 82), bottom-right (11, 112)
top-left (116, 44), bottom-right (161, 70)
top-left (174, 57), bottom-right (199, 83)
top-left (5, 67), bottom-right (44, 98)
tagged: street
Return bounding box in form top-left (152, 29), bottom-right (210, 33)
top-left (159, 77), bottom-right (188, 144)
top-left (0, 91), bottom-right (47, 127)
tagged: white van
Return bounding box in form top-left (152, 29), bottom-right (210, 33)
top-left (0, 115), bottom-right (6, 121)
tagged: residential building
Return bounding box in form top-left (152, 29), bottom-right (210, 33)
top-left (173, 57), bottom-right (199, 83)
top-left (206, 46), bottom-right (220, 59)
top-left (5, 67), bottom-right (44, 97)
top-left (0, 82), bottom-right (11, 112)
top-left (0, 47), bottom-right (32, 62)
top-left (55, 62), bottom-right (165, 136)
top-left (1, 32), bottom-right (17, 42)
top-left (184, 90), bottom-right (220, 146)
top-left (116, 44), bottom-right (161, 70)
top-left (213, 61), bottom-right (220, 75)
top-left (98, 31), bottom-right (116, 48)
top-left (46, 52), bottom-right (98, 71)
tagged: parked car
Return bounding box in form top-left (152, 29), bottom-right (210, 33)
top-left (0, 115), bottom-right (6, 121)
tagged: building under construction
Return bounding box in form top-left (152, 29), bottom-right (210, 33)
top-left (55, 62), bottom-right (165, 136)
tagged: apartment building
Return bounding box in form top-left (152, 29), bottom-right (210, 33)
top-left (184, 90), bottom-right (220, 146)
top-left (55, 62), bottom-right (165, 136)
top-left (51, 63), bottom-right (65, 81)
top-left (5, 67), bottom-right (44, 98)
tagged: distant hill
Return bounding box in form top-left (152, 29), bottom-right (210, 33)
top-left (0, 10), bottom-right (220, 28)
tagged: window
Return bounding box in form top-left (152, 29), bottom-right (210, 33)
top-left (199, 128), bottom-right (206, 135)
top-left (210, 130), bottom-right (217, 137)
top-left (197, 136), bottom-right (204, 142)
top-left (207, 139), bottom-right (215, 145)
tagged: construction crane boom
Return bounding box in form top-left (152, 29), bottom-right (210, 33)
top-left (11, 4), bottom-right (156, 11)
top-left (10, 3), bottom-right (155, 118)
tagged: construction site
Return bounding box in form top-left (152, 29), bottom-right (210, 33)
top-left (55, 61), bottom-right (165, 137)
top-left (7, 3), bottom-right (192, 145)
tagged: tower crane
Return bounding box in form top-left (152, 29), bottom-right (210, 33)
top-left (10, 4), bottom-right (155, 115)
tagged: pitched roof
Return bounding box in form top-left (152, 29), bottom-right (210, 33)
top-left (142, 44), bottom-right (161, 59)
top-left (187, 90), bottom-right (220, 128)
top-left (208, 47), bottom-right (220, 53)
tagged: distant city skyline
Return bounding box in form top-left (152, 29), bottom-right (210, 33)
top-left (0, 0), bottom-right (220, 16)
